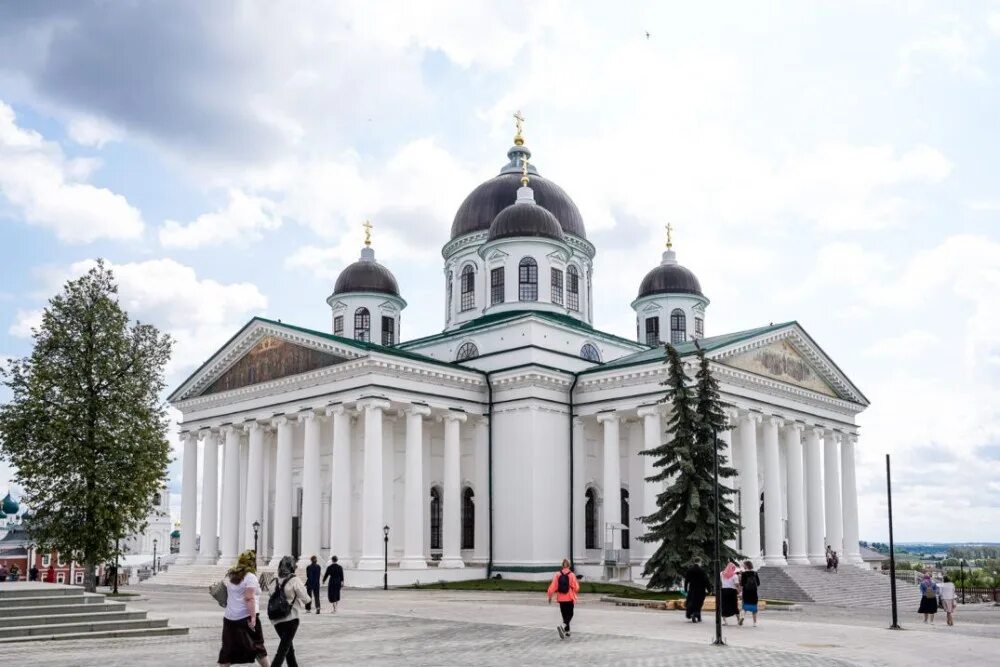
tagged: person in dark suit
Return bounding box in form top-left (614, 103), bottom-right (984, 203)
top-left (305, 555), bottom-right (322, 614)
top-left (683, 558), bottom-right (711, 623)
top-left (323, 555), bottom-right (346, 612)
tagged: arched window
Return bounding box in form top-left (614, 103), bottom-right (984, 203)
top-left (551, 268), bottom-right (564, 306)
top-left (151, 492), bottom-right (161, 507)
top-left (381, 316), bottom-right (395, 346)
top-left (461, 487), bottom-right (475, 550)
top-left (456, 342), bottom-right (479, 361)
top-left (585, 488), bottom-right (598, 549)
top-left (645, 317), bottom-right (660, 346)
top-left (670, 308), bottom-right (686, 344)
top-left (430, 486), bottom-right (442, 550)
top-left (490, 267), bottom-right (505, 304)
top-left (567, 265), bottom-right (580, 311)
top-left (446, 271), bottom-right (453, 319)
top-left (460, 265), bottom-right (475, 311)
top-left (621, 488), bottom-right (630, 549)
top-left (580, 343), bottom-right (601, 362)
top-left (518, 257), bottom-right (538, 301)
top-left (354, 307), bottom-right (370, 342)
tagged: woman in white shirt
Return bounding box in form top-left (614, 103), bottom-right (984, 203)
top-left (719, 561), bottom-right (741, 624)
top-left (938, 575), bottom-right (957, 626)
top-left (219, 550), bottom-right (269, 666)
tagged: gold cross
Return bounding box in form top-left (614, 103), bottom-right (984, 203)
top-left (363, 219), bottom-right (373, 247)
top-left (513, 110), bottom-right (525, 146)
top-left (666, 222), bottom-right (673, 249)
top-left (521, 156), bottom-right (530, 186)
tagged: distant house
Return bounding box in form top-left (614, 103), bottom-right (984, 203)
top-left (860, 546), bottom-right (889, 571)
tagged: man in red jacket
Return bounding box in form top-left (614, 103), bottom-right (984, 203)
top-left (547, 558), bottom-right (580, 639)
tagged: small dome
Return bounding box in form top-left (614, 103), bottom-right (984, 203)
top-left (1, 493), bottom-right (19, 515)
top-left (170, 529), bottom-right (181, 538)
top-left (637, 250), bottom-right (704, 298)
top-left (487, 187), bottom-right (566, 243)
top-left (332, 248), bottom-right (400, 297)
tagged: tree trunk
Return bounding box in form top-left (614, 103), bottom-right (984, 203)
top-left (84, 559), bottom-right (98, 593)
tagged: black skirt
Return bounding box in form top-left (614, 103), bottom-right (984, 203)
top-left (328, 582), bottom-right (342, 603)
top-left (918, 596), bottom-right (938, 614)
top-left (721, 588), bottom-right (740, 617)
top-left (219, 615), bottom-right (267, 664)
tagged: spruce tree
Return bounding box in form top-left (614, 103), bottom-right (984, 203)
top-left (0, 262), bottom-right (172, 592)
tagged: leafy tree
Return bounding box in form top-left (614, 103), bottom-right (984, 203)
top-left (0, 262), bottom-right (172, 592)
top-left (639, 344), bottom-right (739, 589)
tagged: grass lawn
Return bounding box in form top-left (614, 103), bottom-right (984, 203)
top-left (410, 578), bottom-right (683, 600)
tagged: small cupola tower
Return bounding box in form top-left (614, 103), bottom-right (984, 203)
top-left (631, 224), bottom-right (709, 346)
top-left (326, 221), bottom-right (407, 346)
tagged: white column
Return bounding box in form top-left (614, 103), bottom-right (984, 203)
top-left (197, 430), bottom-right (219, 564)
top-left (382, 414), bottom-right (397, 555)
top-left (782, 422), bottom-right (809, 564)
top-left (824, 430), bottom-right (843, 556)
top-left (473, 417), bottom-right (489, 562)
top-left (401, 404), bottom-right (431, 568)
top-left (298, 411), bottom-right (322, 567)
top-left (261, 429), bottom-right (273, 562)
top-left (803, 427), bottom-right (825, 564)
top-left (218, 425), bottom-right (242, 565)
top-left (440, 411), bottom-right (467, 568)
top-left (327, 405), bottom-right (353, 565)
top-left (761, 416), bottom-right (786, 566)
top-left (597, 411), bottom-right (621, 553)
top-left (177, 432), bottom-right (199, 564)
top-left (270, 416), bottom-right (294, 566)
top-left (244, 422), bottom-right (265, 556)
top-left (720, 409), bottom-right (738, 551)
top-left (238, 436), bottom-right (248, 551)
top-left (358, 398), bottom-right (390, 569)
top-left (737, 411), bottom-right (762, 564)
top-left (636, 406), bottom-right (662, 561)
top-left (841, 434), bottom-right (862, 565)
top-left (571, 417), bottom-right (587, 565)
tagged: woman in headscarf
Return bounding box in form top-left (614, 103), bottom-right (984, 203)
top-left (918, 572), bottom-right (939, 623)
top-left (218, 550), bottom-right (269, 667)
top-left (271, 555), bottom-right (308, 667)
top-left (719, 561), bottom-right (741, 624)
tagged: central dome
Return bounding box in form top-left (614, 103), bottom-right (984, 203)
top-left (451, 171), bottom-right (586, 241)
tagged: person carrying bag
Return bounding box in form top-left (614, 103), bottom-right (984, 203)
top-left (269, 555), bottom-right (308, 667)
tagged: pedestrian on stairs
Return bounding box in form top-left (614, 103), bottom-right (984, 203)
top-left (304, 555), bottom-right (321, 614)
top-left (918, 573), bottom-right (939, 624)
top-left (547, 558), bottom-right (580, 639)
top-left (739, 561), bottom-right (761, 627)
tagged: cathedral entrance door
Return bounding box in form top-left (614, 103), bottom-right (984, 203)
top-left (291, 517), bottom-right (301, 561)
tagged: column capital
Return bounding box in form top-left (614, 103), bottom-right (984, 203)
top-left (808, 425), bottom-right (825, 439)
top-left (442, 409), bottom-right (468, 424)
top-left (782, 420), bottom-right (804, 436)
top-left (270, 415), bottom-right (289, 429)
top-left (825, 429), bottom-right (843, 443)
top-left (243, 420), bottom-right (265, 433)
top-left (636, 404), bottom-right (662, 419)
top-left (325, 403), bottom-right (347, 418)
top-left (180, 430), bottom-right (198, 443)
top-left (356, 397), bottom-right (391, 412)
top-left (595, 410), bottom-right (619, 424)
top-left (219, 423), bottom-right (239, 436)
top-left (738, 409), bottom-right (762, 425)
top-left (199, 426), bottom-right (219, 439)
top-left (844, 432), bottom-right (858, 445)
top-left (297, 409), bottom-right (320, 423)
top-left (764, 414), bottom-right (784, 427)
top-left (403, 403), bottom-right (431, 417)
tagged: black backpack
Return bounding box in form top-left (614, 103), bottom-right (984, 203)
top-left (743, 572), bottom-right (759, 594)
top-left (267, 576), bottom-right (293, 621)
top-left (557, 570), bottom-right (570, 594)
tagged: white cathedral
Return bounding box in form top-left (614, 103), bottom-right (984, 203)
top-left (165, 120), bottom-right (869, 586)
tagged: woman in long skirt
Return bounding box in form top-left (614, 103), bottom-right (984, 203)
top-left (719, 562), bottom-right (741, 624)
top-left (323, 555), bottom-right (345, 612)
top-left (218, 550), bottom-right (269, 666)
top-left (918, 574), bottom-right (939, 623)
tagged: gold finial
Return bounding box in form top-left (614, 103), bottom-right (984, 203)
top-left (363, 219), bottom-right (373, 247)
top-left (520, 156), bottom-right (530, 187)
top-left (513, 110), bottom-right (525, 146)
top-left (665, 222), bottom-right (673, 249)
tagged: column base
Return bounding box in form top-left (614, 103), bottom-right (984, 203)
top-left (763, 555), bottom-right (788, 567)
top-left (195, 553), bottom-right (220, 565)
top-left (786, 555), bottom-right (811, 565)
top-left (268, 554), bottom-right (286, 567)
top-left (174, 555), bottom-right (197, 566)
top-left (438, 557), bottom-right (465, 569)
top-left (356, 557), bottom-right (386, 570)
top-left (844, 554), bottom-right (864, 566)
top-left (217, 554), bottom-right (238, 566)
top-left (398, 558), bottom-right (428, 570)
top-left (807, 554), bottom-right (827, 566)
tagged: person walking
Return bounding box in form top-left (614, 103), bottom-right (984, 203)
top-left (45, 564), bottom-right (55, 583)
top-left (323, 555), bottom-right (345, 612)
top-left (918, 573), bottom-right (939, 624)
top-left (28, 564), bottom-right (38, 582)
top-left (719, 561), bottom-right (741, 624)
top-left (0, 563), bottom-right (8, 582)
top-left (831, 551), bottom-right (839, 572)
top-left (304, 555), bottom-right (321, 614)
top-left (546, 558), bottom-right (580, 639)
top-left (683, 557), bottom-right (710, 623)
top-left (218, 550), bottom-right (269, 667)
top-left (739, 561), bottom-right (761, 626)
top-left (270, 556), bottom-right (308, 667)
top-left (939, 575), bottom-right (957, 626)
top-left (825, 545), bottom-right (833, 570)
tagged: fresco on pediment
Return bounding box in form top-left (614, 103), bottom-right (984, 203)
top-left (201, 336), bottom-right (347, 396)
top-left (720, 339), bottom-right (838, 397)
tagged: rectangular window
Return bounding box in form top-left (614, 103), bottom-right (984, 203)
top-left (551, 268), bottom-right (564, 306)
top-left (645, 317), bottom-right (660, 346)
top-left (490, 267), bottom-right (505, 305)
top-left (460, 268), bottom-right (475, 311)
top-left (381, 316), bottom-right (395, 346)
top-left (695, 317), bottom-right (704, 337)
top-left (75, 571), bottom-right (84, 584)
top-left (42, 554), bottom-right (50, 567)
top-left (333, 315), bottom-right (344, 337)
top-left (519, 261), bottom-right (538, 301)
top-left (57, 573), bottom-right (65, 584)
top-left (57, 554), bottom-right (66, 567)
top-left (567, 268), bottom-right (580, 311)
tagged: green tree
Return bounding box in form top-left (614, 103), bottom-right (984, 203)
top-left (0, 262), bottom-right (172, 592)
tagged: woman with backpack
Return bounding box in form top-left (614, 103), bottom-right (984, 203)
top-left (918, 573), bottom-right (939, 624)
top-left (269, 555), bottom-right (308, 667)
top-left (739, 560), bottom-right (761, 627)
top-left (546, 558), bottom-right (580, 639)
top-left (218, 550), bottom-right (269, 667)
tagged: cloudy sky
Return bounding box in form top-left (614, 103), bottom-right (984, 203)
top-left (1, 1), bottom-right (998, 543)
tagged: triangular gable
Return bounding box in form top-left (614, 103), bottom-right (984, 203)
top-left (201, 336), bottom-right (347, 396)
top-left (717, 338), bottom-right (838, 397)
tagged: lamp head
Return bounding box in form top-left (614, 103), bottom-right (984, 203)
top-left (383, 525), bottom-right (390, 537)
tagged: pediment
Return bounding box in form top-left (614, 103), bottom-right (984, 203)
top-left (200, 335), bottom-right (348, 396)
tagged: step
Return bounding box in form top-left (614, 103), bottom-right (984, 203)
top-left (2, 611), bottom-right (147, 628)
top-left (0, 625), bottom-right (189, 643)
top-left (0, 601), bottom-right (126, 618)
top-left (0, 618), bottom-right (168, 639)
top-left (0, 593), bottom-right (100, 609)
top-left (0, 586), bottom-right (85, 600)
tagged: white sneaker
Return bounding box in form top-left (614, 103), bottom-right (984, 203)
top-left (557, 626), bottom-right (566, 639)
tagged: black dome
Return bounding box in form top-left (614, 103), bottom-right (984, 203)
top-left (488, 201), bottom-right (565, 242)
top-left (333, 260), bottom-right (400, 297)
top-left (451, 172), bottom-right (586, 240)
top-left (638, 263), bottom-right (703, 298)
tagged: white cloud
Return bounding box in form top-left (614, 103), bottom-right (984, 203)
top-left (897, 20), bottom-right (987, 83)
top-left (8, 308), bottom-right (43, 338)
top-left (66, 115), bottom-right (124, 148)
top-left (159, 189), bottom-right (282, 249)
top-left (0, 100), bottom-right (144, 243)
top-left (864, 330), bottom-right (939, 360)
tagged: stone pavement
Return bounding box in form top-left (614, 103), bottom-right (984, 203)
top-left (1, 586), bottom-right (997, 666)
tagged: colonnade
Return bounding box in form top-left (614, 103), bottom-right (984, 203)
top-left (175, 401), bottom-right (476, 569)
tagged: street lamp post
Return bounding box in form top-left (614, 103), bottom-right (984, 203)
top-left (712, 429), bottom-right (724, 646)
top-left (252, 521), bottom-right (261, 562)
top-left (960, 559), bottom-right (966, 604)
top-left (113, 538), bottom-right (120, 595)
top-left (383, 525), bottom-right (390, 591)
top-left (152, 539), bottom-right (158, 575)
top-left (886, 454), bottom-right (901, 630)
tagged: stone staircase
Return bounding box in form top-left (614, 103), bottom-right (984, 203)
top-left (141, 563), bottom-right (278, 588)
top-left (758, 564), bottom-right (923, 609)
top-left (0, 583), bottom-right (188, 643)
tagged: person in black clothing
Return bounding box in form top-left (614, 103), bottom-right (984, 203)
top-left (683, 558), bottom-right (710, 623)
top-left (323, 555), bottom-right (345, 612)
top-left (28, 565), bottom-right (39, 582)
top-left (304, 555), bottom-right (321, 614)
top-left (739, 560), bottom-right (762, 626)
